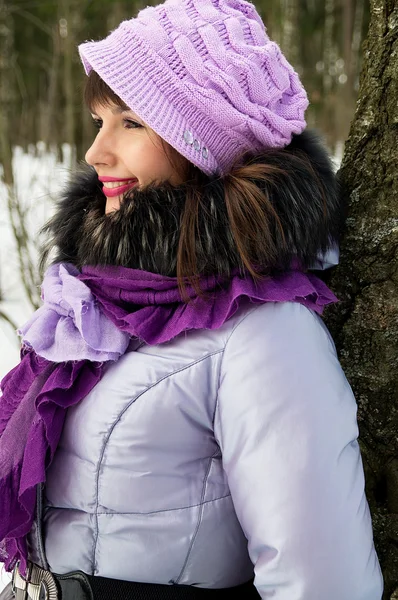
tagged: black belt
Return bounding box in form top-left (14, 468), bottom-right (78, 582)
top-left (11, 563), bottom-right (261, 600)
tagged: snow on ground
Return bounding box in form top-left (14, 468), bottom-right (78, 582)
top-left (0, 567), bottom-right (11, 593)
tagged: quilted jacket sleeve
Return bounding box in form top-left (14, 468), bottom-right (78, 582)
top-left (214, 302), bottom-right (383, 600)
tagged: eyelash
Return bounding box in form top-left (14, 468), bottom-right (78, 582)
top-left (92, 118), bottom-right (142, 130)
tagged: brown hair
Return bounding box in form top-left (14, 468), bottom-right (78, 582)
top-left (84, 70), bottom-right (287, 300)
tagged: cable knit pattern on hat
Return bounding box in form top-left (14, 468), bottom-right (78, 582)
top-left (78, 0), bottom-right (309, 175)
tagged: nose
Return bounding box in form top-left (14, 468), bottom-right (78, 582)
top-left (85, 130), bottom-right (115, 168)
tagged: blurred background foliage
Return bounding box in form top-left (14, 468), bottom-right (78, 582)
top-left (1, 0), bottom-right (369, 164)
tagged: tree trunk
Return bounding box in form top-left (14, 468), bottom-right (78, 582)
top-left (325, 0), bottom-right (398, 597)
top-left (338, 0), bottom-right (357, 144)
top-left (41, 22), bottom-right (61, 146)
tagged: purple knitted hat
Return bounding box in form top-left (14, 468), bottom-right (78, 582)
top-left (78, 0), bottom-right (309, 176)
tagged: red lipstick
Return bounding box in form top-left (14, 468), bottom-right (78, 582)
top-left (101, 181), bottom-right (138, 197)
top-left (98, 176), bottom-right (138, 198)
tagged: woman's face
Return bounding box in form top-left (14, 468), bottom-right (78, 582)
top-left (85, 103), bottom-right (185, 214)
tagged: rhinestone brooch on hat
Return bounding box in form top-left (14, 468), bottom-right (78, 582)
top-left (183, 130), bottom-right (208, 160)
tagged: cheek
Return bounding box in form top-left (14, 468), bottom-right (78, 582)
top-left (145, 147), bottom-right (175, 179)
top-left (125, 136), bottom-right (178, 184)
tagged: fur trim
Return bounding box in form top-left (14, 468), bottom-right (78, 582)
top-left (41, 130), bottom-right (344, 277)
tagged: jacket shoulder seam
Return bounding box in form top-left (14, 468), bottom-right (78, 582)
top-left (212, 303), bottom-right (265, 425)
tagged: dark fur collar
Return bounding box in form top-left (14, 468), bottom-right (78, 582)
top-left (41, 130), bottom-right (344, 277)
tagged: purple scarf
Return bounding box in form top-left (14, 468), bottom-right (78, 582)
top-left (0, 262), bottom-right (337, 573)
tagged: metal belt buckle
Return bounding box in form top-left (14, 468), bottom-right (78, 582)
top-left (11, 562), bottom-right (58, 600)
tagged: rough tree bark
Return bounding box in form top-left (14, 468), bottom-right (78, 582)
top-left (325, 0), bottom-right (398, 597)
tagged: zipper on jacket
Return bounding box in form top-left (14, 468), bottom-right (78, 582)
top-left (36, 484), bottom-right (50, 570)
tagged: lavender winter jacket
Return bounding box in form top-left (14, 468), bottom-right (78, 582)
top-left (28, 131), bottom-right (383, 599)
top-left (28, 299), bottom-right (383, 599)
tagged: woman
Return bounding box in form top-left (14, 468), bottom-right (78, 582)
top-left (0, 0), bottom-right (383, 598)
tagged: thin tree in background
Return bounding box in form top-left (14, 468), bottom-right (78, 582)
top-left (326, 0), bottom-right (398, 597)
top-left (61, 0), bottom-right (76, 164)
top-left (0, 0), bottom-right (14, 189)
top-left (41, 15), bottom-right (61, 146)
top-left (0, 0), bottom-right (13, 310)
top-left (281, 0), bottom-right (299, 66)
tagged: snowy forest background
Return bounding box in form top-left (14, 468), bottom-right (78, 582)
top-left (0, 0), bottom-right (375, 592)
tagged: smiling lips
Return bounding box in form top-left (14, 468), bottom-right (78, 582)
top-left (98, 176), bottom-right (138, 198)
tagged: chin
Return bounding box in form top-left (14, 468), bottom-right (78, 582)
top-left (105, 197), bottom-right (122, 214)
